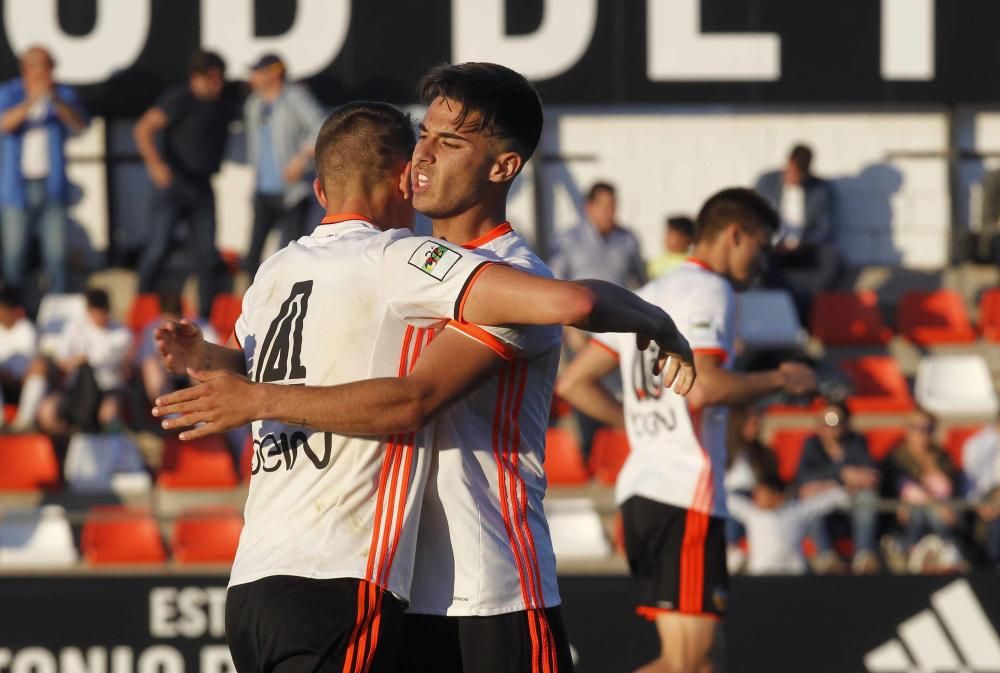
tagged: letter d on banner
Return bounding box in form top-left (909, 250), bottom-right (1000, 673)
top-left (452, 0), bottom-right (597, 81)
top-left (202, 0), bottom-right (350, 80)
top-left (4, 0), bottom-right (150, 84)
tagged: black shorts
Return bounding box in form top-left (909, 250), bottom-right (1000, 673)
top-left (399, 607), bottom-right (575, 673)
top-left (621, 496), bottom-right (729, 619)
top-left (226, 575), bottom-right (404, 673)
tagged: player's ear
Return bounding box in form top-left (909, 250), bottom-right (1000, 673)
top-left (399, 160), bottom-right (413, 200)
top-left (488, 151), bottom-right (523, 185)
top-left (313, 177), bottom-right (327, 209)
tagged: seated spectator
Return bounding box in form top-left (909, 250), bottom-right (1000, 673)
top-left (136, 290), bottom-right (217, 403)
top-left (25, 289), bottom-right (131, 434)
top-left (962, 418), bottom-right (1000, 569)
top-left (646, 215), bottom-right (694, 279)
top-left (755, 144), bottom-right (840, 319)
top-left (976, 167), bottom-right (1000, 265)
top-left (728, 473), bottom-right (848, 575)
top-left (796, 403), bottom-right (881, 574)
top-left (0, 286), bottom-right (37, 430)
top-left (725, 404), bottom-right (780, 571)
top-left (881, 409), bottom-right (966, 573)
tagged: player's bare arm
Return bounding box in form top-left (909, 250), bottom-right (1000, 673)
top-left (155, 327), bottom-right (503, 440)
top-left (555, 341), bottom-right (625, 428)
top-left (154, 319), bottom-right (247, 376)
top-left (684, 352), bottom-right (815, 408)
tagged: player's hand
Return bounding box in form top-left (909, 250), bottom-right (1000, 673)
top-left (778, 361), bottom-right (816, 395)
top-left (153, 368), bottom-right (258, 440)
top-left (155, 319), bottom-right (206, 375)
top-left (637, 314), bottom-right (696, 396)
top-left (148, 159), bottom-right (173, 189)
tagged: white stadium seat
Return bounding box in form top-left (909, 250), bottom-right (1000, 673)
top-left (64, 433), bottom-right (150, 494)
top-left (0, 505), bottom-right (78, 567)
top-left (35, 293), bottom-right (87, 357)
top-left (546, 498), bottom-right (611, 561)
top-left (915, 354), bottom-right (1000, 418)
top-left (737, 290), bottom-right (806, 350)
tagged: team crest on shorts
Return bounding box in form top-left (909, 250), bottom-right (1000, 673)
top-left (409, 241), bottom-right (462, 280)
top-left (712, 586), bottom-right (729, 612)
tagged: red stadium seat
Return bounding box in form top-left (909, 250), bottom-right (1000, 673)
top-left (863, 427), bottom-right (906, 461)
top-left (841, 356), bottom-right (915, 413)
top-left (770, 428), bottom-right (813, 482)
top-left (810, 291), bottom-right (892, 346)
top-left (3, 404), bottom-right (16, 425)
top-left (210, 294), bottom-right (242, 343)
top-left (898, 291), bottom-right (977, 346)
top-left (549, 394), bottom-right (572, 421)
top-left (943, 426), bottom-right (981, 471)
top-left (589, 428), bottom-right (630, 485)
top-left (126, 293), bottom-right (161, 334)
top-left (81, 506), bottom-right (166, 564)
top-left (158, 436), bottom-right (239, 489)
top-left (172, 507), bottom-right (243, 564)
top-left (544, 428), bottom-right (590, 485)
top-left (0, 434), bottom-right (60, 491)
top-left (980, 289), bottom-right (1000, 343)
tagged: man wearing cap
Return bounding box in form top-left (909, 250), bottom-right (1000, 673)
top-left (243, 54), bottom-right (326, 277)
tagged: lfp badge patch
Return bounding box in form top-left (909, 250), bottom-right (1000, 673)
top-left (409, 241), bottom-right (462, 281)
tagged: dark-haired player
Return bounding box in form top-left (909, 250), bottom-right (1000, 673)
top-left (558, 188), bottom-right (817, 673)
top-left (155, 98), bottom-right (694, 673)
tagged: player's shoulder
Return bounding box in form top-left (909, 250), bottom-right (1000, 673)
top-left (485, 230), bottom-right (554, 279)
top-left (646, 262), bottom-right (732, 303)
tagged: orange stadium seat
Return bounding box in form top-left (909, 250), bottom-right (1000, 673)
top-left (770, 428), bottom-right (813, 482)
top-left (210, 294), bottom-right (243, 343)
top-left (588, 428), bottom-right (630, 485)
top-left (81, 506), bottom-right (166, 564)
top-left (863, 427), bottom-right (906, 461)
top-left (943, 426), bottom-right (981, 471)
top-left (3, 404), bottom-right (16, 425)
top-left (841, 356), bottom-right (914, 413)
top-left (544, 428), bottom-right (591, 485)
top-left (810, 291), bottom-right (892, 346)
top-left (898, 290), bottom-right (977, 346)
top-left (980, 289), bottom-right (1000, 342)
top-left (158, 436), bottom-right (239, 489)
top-left (126, 293), bottom-right (162, 334)
top-left (0, 434), bottom-right (60, 491)
top-left (171, 507), bottom-right (244, 564)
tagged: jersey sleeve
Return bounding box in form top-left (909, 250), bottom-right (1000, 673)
top-left (686, 281), bottom-right (733, 362)
top-left (233, 285), bottom-right (254, 350)
top-left (589, 332), bottom-right (623, 360)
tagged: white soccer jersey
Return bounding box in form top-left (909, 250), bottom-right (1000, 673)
top-left (593, 258), bottom-right (735, 517)
top-left (407, 223), bottom-right (564, 616)
top-left (229, 214), bottom-right (512, 602)
top-left (57, 317), bottom-right (131, 391)
top-left (0, 318), bottom-right (37, 379)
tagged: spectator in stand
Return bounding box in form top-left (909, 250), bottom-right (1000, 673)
top-left (134, 50), bottom-right (242, 318)
top-left (881, 409), bottom-right (966, 574)
top-left (549, 181), bottom-right (647, 288)
top-left (977, 167), bottom-right (1000, 265)
top-left (755, 144), bottom-right (839, 318)
top-left (136, 290), bottom-right (217, 403)
top-left (21, 289), bottom-right (132, 435)
top-left (0, 45), bottom-right (88, 295)
top-left (962, 418), bottom-right (1000, 569)
top-left (0, 287), bottom-right (37, 430)
top-left (728, 473), bottom-right (848, 575)
top-left (796, 402), bottom-right (881, 574)
top-left (646, 215), bottom-right (694, 279)
top-left (243, 53), bottom-right (325, 277)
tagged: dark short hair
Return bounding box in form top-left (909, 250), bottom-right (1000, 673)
top-left (586, 182), bottom-right (615, 203)
top-left (789, 144), bottom-right (813, 174)
top-left (190, 50), bottom-right (226, 76)
top-left (757, 473), bottom-right (786, 494)
top-left (314, 102), bottom-right (415, 192)
top-left (85, 288), bottom-right (110, 311)
top-left (419, 62), bottom-right (543, 160)
top-left (666, 215), bottom-right (695, 238)
top-left (0, 285), bottom-right (19, 309)
top-left (694, 188), bottom-right (779, 243)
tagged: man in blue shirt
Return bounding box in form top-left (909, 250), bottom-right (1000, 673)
top-left (0, 46), bottom-right (87, 294)
top-left (243, 54), bottom-right (325, 276)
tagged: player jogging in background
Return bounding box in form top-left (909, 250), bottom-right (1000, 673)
top-left (558, 188), bottom-right (817, 673)
top-left (155, 99), bottom-right (695, 673)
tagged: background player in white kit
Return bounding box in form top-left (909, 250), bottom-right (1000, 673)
top-left (558, 188), bottom-right (817, 673)
top-left (156, 98), bottom-right (695, 673)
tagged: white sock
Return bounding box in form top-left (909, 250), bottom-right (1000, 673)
top-left (12, 374), bottom-right (45, 430)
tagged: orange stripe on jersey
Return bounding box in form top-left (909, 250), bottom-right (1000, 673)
top-left (446, 320), bottom-right (515, 361)
top-left (341, 580), bottom-right (374, 673)
top-left (693, 347), bottom-right (728, 365)
top-left (589, 338), bottom-right (619, 360)
top-left (454, 261), bottom-right (496, 322)
top-left (461, 222), bottom-right (513, 249)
